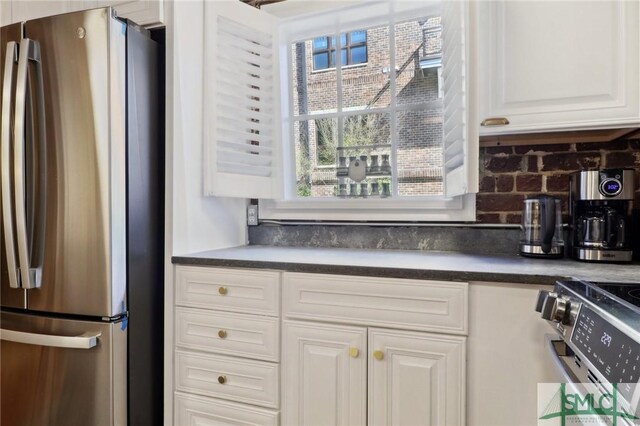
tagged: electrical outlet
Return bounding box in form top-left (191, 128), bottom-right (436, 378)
top-left (247, 204), bottom-right (258, 226)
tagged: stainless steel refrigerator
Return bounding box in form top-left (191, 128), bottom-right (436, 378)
top-left (0, 8), bottom-right (164, 425)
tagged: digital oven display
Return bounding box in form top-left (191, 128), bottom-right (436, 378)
top-left (570, 306), bottom-right (639, 403)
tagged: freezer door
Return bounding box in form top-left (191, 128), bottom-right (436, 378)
top-left (22, 9), bottom-right (127, 317)
top-left (1, 22), bottom-right (27, 309)
top-left (0, 311), bottom-right (127, 425)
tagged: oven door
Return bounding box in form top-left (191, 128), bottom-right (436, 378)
top-left (546, 335), bottom-right (638, 426)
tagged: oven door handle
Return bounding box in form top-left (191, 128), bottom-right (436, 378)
top-left (546, 334), bottom-right (580, 384)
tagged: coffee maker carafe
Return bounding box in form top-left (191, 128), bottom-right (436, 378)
top-left (519, 195), bottom-right (564, 258)
top-left (570, 169), bottom-right (635, 262)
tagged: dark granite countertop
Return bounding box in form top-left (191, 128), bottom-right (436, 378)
top-left (172, 245), bottom-right (640, 285)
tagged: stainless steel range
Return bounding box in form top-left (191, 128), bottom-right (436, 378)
top-left (536, 280), bottom-right (640, 420)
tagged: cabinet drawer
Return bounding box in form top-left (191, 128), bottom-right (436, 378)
top-left (175, 307), bottom-right (279, 362)
top-left (175, 266), bottom-right (280, 316)
top-left (283, 272), bottom-right (468, 335)
top-left (175, 392), bottom-right (279, 426)
top-left (175, 351), bottom-right (280, 409)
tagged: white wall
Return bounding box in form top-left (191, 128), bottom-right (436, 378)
top-left (167, 0), bottom-right (248, 256)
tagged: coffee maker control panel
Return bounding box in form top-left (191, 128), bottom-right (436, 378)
top-left (599, 170), bottom-right (625, 197)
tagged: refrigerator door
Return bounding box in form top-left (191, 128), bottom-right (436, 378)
top-left (0, 311), bottom-right (127, 425)
top-left (1, 22), bottom-right (27, 309)
top-left (22, 9), bottom-right (127, 317)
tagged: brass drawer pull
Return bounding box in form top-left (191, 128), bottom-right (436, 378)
top-left (218, 330), bottom-right (227, 339)
top-left (218, 286), bottom-right (228, 295)
top-left (349, 347), bottom-right (360, 358)
top-left (373, 350), bottom-right (384, 361)
top-left (218, 375), bottom-right (227, 384)
top-left (481, 117), bottom-right (510, 127)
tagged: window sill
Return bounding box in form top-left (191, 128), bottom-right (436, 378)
top-left (259, 194), bottom-right (476, 222)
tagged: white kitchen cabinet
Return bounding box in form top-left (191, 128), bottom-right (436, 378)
top-left (282, 273), bottom-right (468, 426)
top-left (479, 0), bottom-right (640, 134)
top-left (282, 321), bottom-right (367, 426)
top-left (6, 0), bottom-right (164, 27)
top-left (172, 266), bottom-right (283, 426)
top-left (369, 329), bottom-right (466, 426)
top-left (1, 1), bottom-right (12, 25)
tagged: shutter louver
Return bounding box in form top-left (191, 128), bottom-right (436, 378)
top-left (442, 0), bottom-right (478, 198)
top-left (204, 1), bottom-right (281, 198)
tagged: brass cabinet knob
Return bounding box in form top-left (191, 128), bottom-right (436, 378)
top-left (218, 375), bottom-right (227, 384)
top-left (218, 330), bottom-right (227, 339)
top-left (349, 347), bottom-right (360, 358)
top-left (481, 117), bottom-right (510, 127)
top-left (373, 350), bottom-right (384, 361)
top-left (218, 286), bottom-right (228, 295)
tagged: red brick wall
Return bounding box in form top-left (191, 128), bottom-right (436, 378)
top-left (477, 139), bottom-right (640, 224)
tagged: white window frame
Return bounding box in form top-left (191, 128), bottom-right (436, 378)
top-left (259, 0), bottom-right (478, 221)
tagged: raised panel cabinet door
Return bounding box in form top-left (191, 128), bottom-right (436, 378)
top-left (282, 321), bottom-right (367, 426)
top-left (479, 0), bottom-right (640, 134)
top-left (368, 329), bottom-right (466, 426)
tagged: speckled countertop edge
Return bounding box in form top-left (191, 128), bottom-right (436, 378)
top-left (172, 246), bottom-right (640, 285)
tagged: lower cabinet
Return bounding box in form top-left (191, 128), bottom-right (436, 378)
top-left (175, 392), bottom-right (279, 426)
top-left (283, 321), bottom-right (466, 426)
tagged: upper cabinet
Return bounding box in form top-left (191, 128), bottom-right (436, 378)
top-left (5, 0), bottom-right (164, 27)
top-left (479, 0), bottom-right (640, 135)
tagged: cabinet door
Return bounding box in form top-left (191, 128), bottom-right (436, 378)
top-left (368, 329), bottom-right (466, 426)
top-left (282, 321), bottom-right (367, 426)
top-left (10, 1), bottom-right (78, 22)
top-left (479, 0), bottom-right (640, 134)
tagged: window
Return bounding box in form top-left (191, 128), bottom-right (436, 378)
top-left (204, 1), bottom-right (478, 221)
top-left (291, 17), bottom-right (445, 199)
top-left (312, 31), bottom-right (368, 70)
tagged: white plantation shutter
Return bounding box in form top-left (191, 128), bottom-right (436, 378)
top-left (442, 0), bottom-right (478, 198)
top-left (204, 0), bottom-right (281, 198)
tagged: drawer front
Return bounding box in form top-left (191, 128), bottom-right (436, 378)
top-left (175, 307), bottom-right (279, 362)
top-left (175, 266), bottom-right (280, 316)
top-left (175, 351), bottom-right (280, 409)
top-left (283, 272), bottom-right (469, 335)
top-left (175, 392), bottom-right (279, 426)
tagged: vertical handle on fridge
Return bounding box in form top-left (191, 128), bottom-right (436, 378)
top-left (13, 38), bottom-right (45, 290)
top-left (1, 41), bottom-right (20, 289)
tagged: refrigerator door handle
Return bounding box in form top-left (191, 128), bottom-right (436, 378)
top-left (0, 328), bottom-right (101, 349)
top-left (13, 38), bottom-right (44, 290)
top-left (1, 41), bottom-right (20, 289)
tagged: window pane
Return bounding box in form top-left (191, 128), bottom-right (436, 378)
top-left (294, 119), bottom-right (338, 198)
top-left (341, 113), bottom-right (393, 198)
top-left (313, 53), bottom-right (329, 70)
top-left (341, 49), bottom-right (347, 66)
top-left (292, 42), bottom-right (337, 115)
top-left (340, 33), bottom-right (347, 46)
top-left (342, 25), bottom-right (389, 110)
top-left (313, 37), bottom-right (328, 50)
top-left (350, 46), bottom-right (367, 64)
top-left (395, 17), bottom-right (442, 105)
top-left (351, 30), bottom-right (366, 43)
top-left (396, 108), bottom-right (443, 196)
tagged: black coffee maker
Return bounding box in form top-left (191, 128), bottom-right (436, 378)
top-left (569, 169), bottom-right (635, 262)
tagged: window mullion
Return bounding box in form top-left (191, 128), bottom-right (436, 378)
top-left (389, 17), bottom-right (398, 197)
top-left (336, 27), bottom-right (344, 181)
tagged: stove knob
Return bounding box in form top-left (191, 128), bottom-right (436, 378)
top-left (541, 294), bottom-right (571, 324)
top-left (540, 293), bottom-right (558, 321)
top-left (535, 290), bottom-right (550, 313)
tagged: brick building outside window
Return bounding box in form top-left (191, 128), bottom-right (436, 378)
top-left (291, 16), bottom-right (444, 198)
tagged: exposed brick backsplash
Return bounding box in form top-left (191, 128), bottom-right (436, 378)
top-left (477, 139), bottom-right (640, 224)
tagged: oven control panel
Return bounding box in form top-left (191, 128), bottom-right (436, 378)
top-left (571, 305), bottom-right (640, 402)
